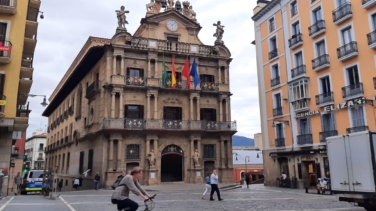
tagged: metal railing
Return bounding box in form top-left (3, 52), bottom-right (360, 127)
top-left (200, 82), bottom-right (217, 91)
top-left (291, 5), bottom-right (298, 17)
top-left (0, 0), bottom-right (16, 7)
top-left (367, 30), bottom-right (376, 46)
top-left (0, 95), bottom-right (5, 115)
top-left (292, 98), bottom-right (310, 111)
top-left (86, 81), bottom-right (99, 98)
top-left (288, 33), bottom-right (303, 48)
top-left (269, 48), bottom-right (278, 60)
top-left (27, 7), bottom-right (39, 21)
top-left (291, 65), bottom-right (306, 78)
top-left (126, 75), bottom-right (145, 86)
top-left (332, 3), bottom-right (352, 23)
top-left (363, 0), bottom-right (375, 5)
top-left (273, 107), bottom-right (283, 117)
top-left (125, 119), bottom-right (146, 129)
top-left (337, 41), bottom-right (358, 59)
top-left (271, 76), bottom-right (280, 87)
top-left (347, 126), bottom-right (368, 134)
top-left (309, 20), bottom-right (326, 36)
top-left (161, 79), bottom-right (184, 89)
top-left (312, 54), bottom-right (330, 70)
top-left (319, 130), bottom-right (338, 143)
top-left (297, 134), bottom-right (313, 145)
top-left (315, 92), bottom-right (334, 105)
top-left (16, 103), bottom-right (30, 117)
top-left (341, 83), bottom-right (363, 98)
top-left (269, 24), bottom-right (275, 32)
top-left (0, 40), bottom-right (12, 58)
top-left (275, 138), bottom-right (285, 147)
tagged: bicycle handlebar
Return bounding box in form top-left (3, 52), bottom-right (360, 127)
top-left (144, 194), bottom-right (157, 203)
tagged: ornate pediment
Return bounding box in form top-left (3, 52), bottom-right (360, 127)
top-left (111, 31), bottom-right (133, 46)
top-left (163, 97), bottom-right (183, 105)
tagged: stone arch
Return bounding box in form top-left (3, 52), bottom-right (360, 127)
top-left (158, 141), bottom-right (188, 158)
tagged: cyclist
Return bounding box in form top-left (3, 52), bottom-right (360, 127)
top-left (111, 167), bottom-right (152, 211)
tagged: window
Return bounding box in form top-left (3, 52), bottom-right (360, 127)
top-left (274, 93), bottom-right (282, 108)
top-left (269, 17), bottom-right (275, 32)
top-left (0, 23), bottom-right (7, 42)
top-left (39, 143), bottom-right (44, 150)
top-left (322, 113), bottom-right (336, 131)
top-left (291, 1), bottom-right (297, 17)
top-left (270, 37), bottom-right (277, 50)
top-left (38, 153), bottom-right (43, 158)
top-left (294, 52), bottom-right (303, 67)
top-left (346, 65), bottom-right (360, 85)
top-left (62, 154), bottom-right (65, 169)
top-left (323, 157), bottom-right (330, 177)
top-left (200, 75), bottom-right (214, 83)
top-left (299, 118), bottom-right (311, 135)
top-left (292, 21), bottom-right (300, 35)
top-left (79, 151), bottom-right (84, 174)
top-left (200, 109), bottom-right (216, 121)
top-left (67, 152), bottom-right (70, 169)
top-left (320, 76), bottom-right (331, 94)
top-left (290, 79), bottom-right (310, 110)
top-left (372, 13), bottom-right (376, 31)
top-left (164, 71), bottom-right (182, 88)
top-left (316, 40), bottom-right (326, 56)
top-left (0, 73), bottom-right (5, 96)
top-left (337, 0), bottom-right (348, 6)
top-left (126, 69), bottom-right (144, 85)
top-left (126, 144), bottom-right (140, 160)
top-left (124, 105), bottom-right (144, 119)
top-left (350, 106), bottom-right (365, 127)
top-left (163, 107), bottom-right (182, 120)
top-left (276, 123), bottom-right (284, 139)
top-left (167, 36), bottom-right (178, 42)
top-left (271, 64), bottom-right (279, 79)
top-left (341, 26), bottom-right (352, 45)
top-left (76, 85), bottom-right (82, 119)
top-left (203, 144), bottom-right (216, 159)
top-left (88, 149), bottom-right (93, 175)
top-left (312, 7), bottom-right (322, 23)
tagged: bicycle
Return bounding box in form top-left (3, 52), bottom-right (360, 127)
top-left (118, 194), bottom-right (156, 211)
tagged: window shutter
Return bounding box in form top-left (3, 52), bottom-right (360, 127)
top-left (124, 105), bottom-right (128, 118)
top-left (140, 105), bottom-right (144, 119)
top-left (0, 74), bottom-right (5, 95)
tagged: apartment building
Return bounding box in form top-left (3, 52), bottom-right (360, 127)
top-left (253, 0), bottom-right (376, 188)
top-left (0, 0), bottom-right (42, 196)
top-left (42, 1), bottom-right (236, 190)
top-left (25, 130), bottom-right (46, 170)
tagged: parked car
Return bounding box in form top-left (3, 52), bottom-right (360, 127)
top-left (20, 170), bottom-right (45, 195)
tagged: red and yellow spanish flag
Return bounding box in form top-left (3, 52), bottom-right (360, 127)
top-left (171, 56), bottom-right (177, 88)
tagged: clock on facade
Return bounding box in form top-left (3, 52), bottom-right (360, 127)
top-left (167, 20), bottom-right (178, 31)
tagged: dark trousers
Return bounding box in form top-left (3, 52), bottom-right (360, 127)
top-left (112, 198), bottom-right (139, 211)
top-left (246, 179), bottom-right (250, 187)
top-left (210, 184), bottom-right (222, 200)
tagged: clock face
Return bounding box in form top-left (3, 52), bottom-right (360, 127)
top-left (167, 20), bottom-right (178, 31)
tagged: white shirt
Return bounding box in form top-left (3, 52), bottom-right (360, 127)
top-left (282, 174), bottom-right (287, 179)
top-left (320, 180), bottom-right (327, 188)
top-left (74, 179), bottom-right (80, 185)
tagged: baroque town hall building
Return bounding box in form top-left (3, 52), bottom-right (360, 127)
top-left (42, 1), bottom-right (236, 189)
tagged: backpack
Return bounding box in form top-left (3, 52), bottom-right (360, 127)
top-left (111, 175), bottom-right (124, 190)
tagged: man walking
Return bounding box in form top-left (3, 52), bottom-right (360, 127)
top-left (209, 169), bottom-right (223, 201)
top-left (94, 172), bottom-right (100, 191)
top-left (245, 172), bottom-right (251, 188)
top-left (14, 172), bottom-right (22, 195)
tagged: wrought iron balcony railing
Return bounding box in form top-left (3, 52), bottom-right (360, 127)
top-left (288, 33), bottom-right (303, 48)
top-left (297, 134), bottom-right (313, 145)
top-left (271, 76), bottom-right (280, 87)
top-left (362, 0), bottom-right (376, 9)
top-left (337, 41), bottom-right (358, 60)
top-left (309, 20), bottom-right (326, 37)
top-left (0, 40), bottom-right (12, 58)
top-left (332, 3), bottom-right (352, 24)
top-left (291, 65), bottom-right (306, 78)
top-left (200, 82), bottom-right (217, 91)
top-left (291, 5), bottom-right (298, 17)
top-left (21, 53), bottom-right (34, 68)
top-left (126, 75), bottom-right (145, 86)
top-left (367, 30), bottom-right (376, 47)
top-left (319, 130), bottom-right (338, 143)
top-left (292, 98), bottom-right (310, 111)
top-left (273, 107), bottom-right (283, 117)
top-left (275, 138), bottom-right (285, 147)
top-left (269, 48), bottom-right (278, 60)
top-left (201, 121), bottom-right (220, 130)
top-left (269, 24), bottom-right (275, 32)
top-left (342, 83), bottom-right (363, 98)
top-left (125, 119), bottom-right (146, 129)
top-left (161, 79), bottom-right (183, 89)
top-left (85, 81), bottom-right (99, 98)
top-left (16, 103), bottom-right (30, 117)
top-left (347, 126), bottom-right (368, 134)
top-left (312, 54), bottom-right (330, 71)
top-left (315, 92), bottom-right (334, 106)
top-left (0, 0), bottom-right (16, 7)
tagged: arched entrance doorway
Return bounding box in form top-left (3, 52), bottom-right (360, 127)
top-left (161, 145), bottom-right (184, 182)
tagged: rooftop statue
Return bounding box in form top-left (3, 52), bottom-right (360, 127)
top-left (167, 0), bottom-right (174, 10)
top-left (213, 21), bottom-right (225, 45)
top-left (175, 0), bottom-right (182, 13)
top-left (146, 0), bottom-right (156, 13)
top-left (116, 6), bottom-right (129, 29)
top-left (181, 1), bottom-right (197, 22)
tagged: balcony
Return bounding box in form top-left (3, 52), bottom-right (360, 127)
top-left (271, 76), bottom-right (280, 87)
top-left (275, 138), bottom-right (285, 147)
top-left (342, 83), bottom-right (364, 99)
top-left (273, 107), bottom-right (283, 117)
top-left (0, 41), bottom-right (12, 64)
top-left (111, 75), bottom-right (125, 86)
top-left (161, 79), bottom-right (185, 89)
top-left (20, 53), bottom-right (34, 79)
top-left (315, 92), bottom-right (334, 107)
top-left (217, 83), bottom-right (229, 92)
top-left (292, 98), bottom-right (310, 112)
top-left (297, 134), bottom-right (313, 145)
top-left (312, 54), bottom-right (330, 72)
top-left (308, 20), bottom-right (326, 38)
top-left (319, 130), bottom-right (338, 143)
top-left (374, 77), bottom-right (376, 90)
top-left (18, 78), bottom-right (33, 95)
top-left (68, 105), bottom-right (74, 115)
top-left (85, 81), bottom-right (100, 99)
top-left (269, 48), bottom-right (278, 61)
top-left (37, 157), bottom-right (43, 161)
top-left (332, 3), bottom-right (352, 25)
top-left (291, 65), bottom-right (306, 78)
top-left (288, 33), bottom-right (303, 49)
top-left (126, 75), bottom-right (145, 86)
top-left (337, 41), bottom-right (358, 61)
top-left (0, 95), bottom-right (5, 117)
top-left (346, 126), bottom-right (369, 134)
top-left (367, 31), bottom-right (376, 49)
top-left (269, 24), bottom-right (275, 32)
top-left (103, 119), bottom-right (237, 132)
top-left (0, 0), bottom-right (17, 15)
top-left (14, 103), bottom-right (31, 132)
top-left (200, 82), bottom-right (217, 91)
top-left (362, 0), bottom-right (376, 9)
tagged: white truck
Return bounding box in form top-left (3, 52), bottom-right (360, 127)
top-left (327, 131), bottom-right (376, 211)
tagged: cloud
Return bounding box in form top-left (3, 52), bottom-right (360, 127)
top-left (27, 0), bottom-right (260, 138)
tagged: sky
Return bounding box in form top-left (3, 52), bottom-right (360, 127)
top-left (27, 0), bottom-right (260, 139)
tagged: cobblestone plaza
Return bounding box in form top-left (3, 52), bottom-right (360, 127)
top-left (0, 184), bottom-right (364, 211)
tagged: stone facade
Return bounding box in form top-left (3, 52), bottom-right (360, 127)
top-left (43, 5), bottom-right (236, 190)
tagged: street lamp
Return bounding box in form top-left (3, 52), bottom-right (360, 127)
top-left (233, 152), bottom-right (250, 173)
top-left (20, 94), bottom-right (49, 107)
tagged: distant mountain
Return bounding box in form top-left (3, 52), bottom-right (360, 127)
top-left (232, 135), bottom-right (254, 147)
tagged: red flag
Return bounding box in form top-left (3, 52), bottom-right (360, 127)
top-left (182, 58), bottom-right (190, 89)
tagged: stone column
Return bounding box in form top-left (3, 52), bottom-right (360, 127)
top-left (104, 90), bottom-right (108, 118)
top-left (218, 66), bottom-right (221, 83)
top-left (148, 59), bottom-right (151, 78)
top-left (146, 139), bottom-right (150, 154)
top-left (111, 93), bottom-right (116, 118)
top-left (155, 59), bottom-right (158, 78)
top-left (121, 56), bottom-right (125, 76)
top-left (106, 53), bottom-right (112, 82)
top-left (154, 94), bottom-right (158, 119)
top-left (112, 56), bottom-right (117, 75)
top-left (190, 140), bottom-right (194, 168)
top-left (220, 140), bottom-right (225, 168)
top-left (117, 139), bottom-right (122, 169)
top-left (225, 99), bottom-right (229, 122)
top-left (119, 93), bottom-right (124, 118)
top-left (190, 97), bottom-right (193, 120)
top-left (225, 67), bottom-right (228, 84)
top-left (196, 97), bottom-right (200, 121)
top-left (109, 140), bottom-right (114, 171)
top-left (154, 139), bottom-right (158, 156)
top-left (147, 94), bottom-right (151, 119)
top-left (219, 99), bottom-right (223, 121)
